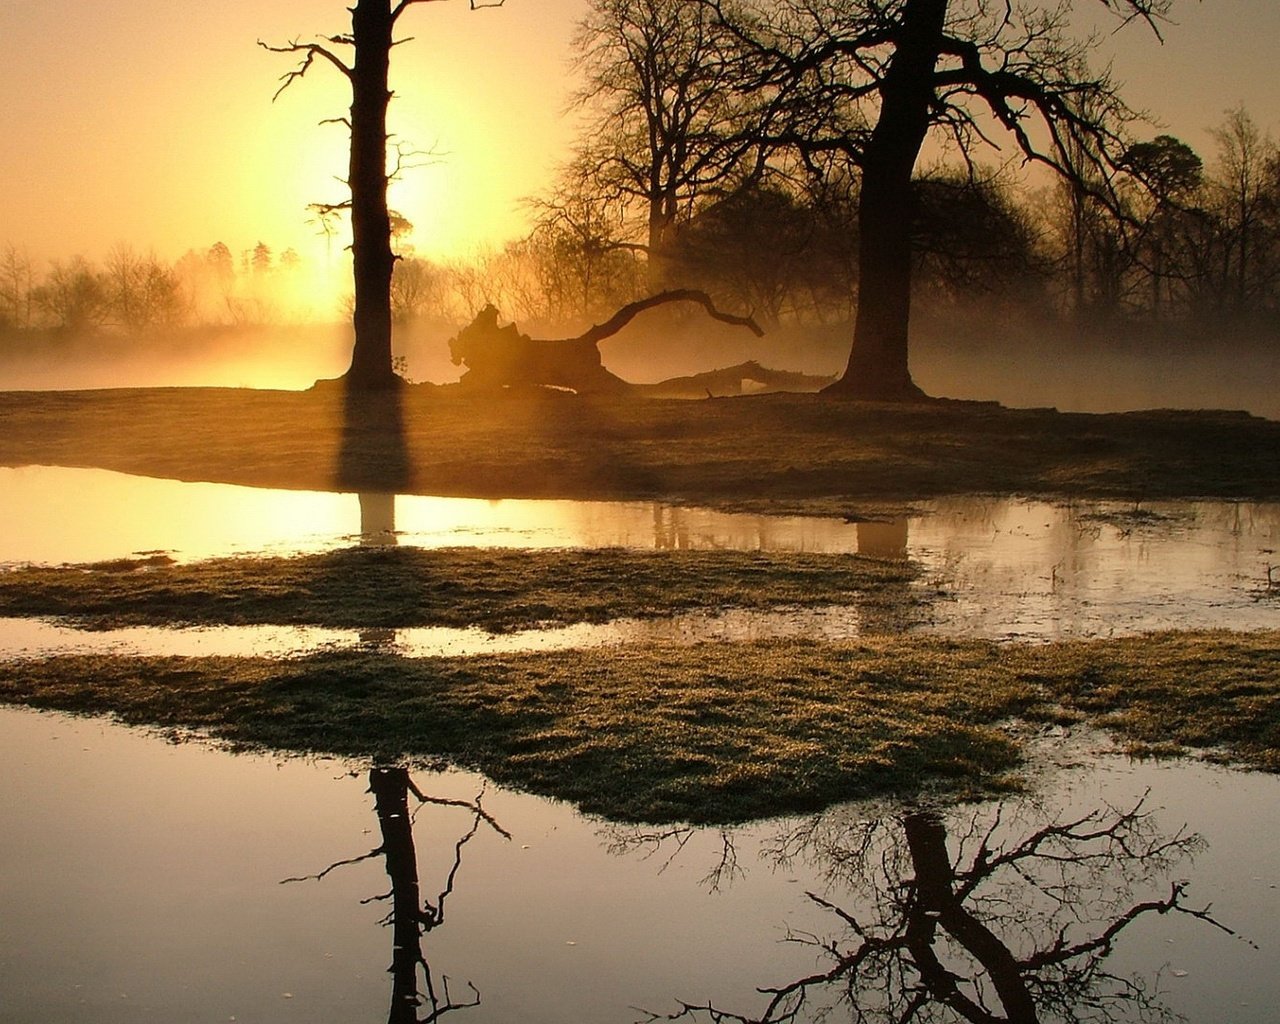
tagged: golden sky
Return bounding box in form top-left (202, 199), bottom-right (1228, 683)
top-left (2, 0), bottom-right (1278, 267)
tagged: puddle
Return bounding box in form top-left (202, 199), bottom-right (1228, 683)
top-left (0, 465), bottom-right (869, 563)
top-left (914, 497), bottom-right (1280, 637)
top-left (3, 463), bottom-right (1275, 1022)
top-left (1, 466), bottom-right (1277, 645)
top-left (1, 704), bottom-right (1276, 1024)
top-left (0, 604), bottom-right (869, 660)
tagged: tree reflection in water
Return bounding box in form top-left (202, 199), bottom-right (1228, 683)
top-left (283, 766), bottom-right (509, 1023)
top-left (640, 797), bottom-right (1241, 1024)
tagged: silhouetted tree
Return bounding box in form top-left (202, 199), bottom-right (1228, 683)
top-left (263, 0), bottom-right (503, 390)
top-left (1206, 107), bottom-right (1280, 316)
top-left (912, 170), bottom-right (1045, 305)
top-left (705, 0), bottom-right (1178, 400)
top-left (283, 767), bottom-right (509, 1023)
top-left (251, 241), bottom-right (273, 277)
top-left (566, 0), bottom-right (766, 290)
top-left (523, 181), bottom-right (647, 321)
top-left (1120, 134), bottom-right (1202, 319)
top-left (391, 257), bottom-right (445, 323)
top-left (0, 245), bottom-right (34, 331)
top-left (668, 178), bottom-right (849, 324)
top-left (103, 246), bottom-right (190, 330)
top-left (31, 257), bottom-right (107, 332)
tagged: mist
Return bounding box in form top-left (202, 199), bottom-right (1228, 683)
top-left (3, 292), bottom-right (1277, 423)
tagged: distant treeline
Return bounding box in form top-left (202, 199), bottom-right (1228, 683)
top-left (3, 111), bottom-right (1278, 347)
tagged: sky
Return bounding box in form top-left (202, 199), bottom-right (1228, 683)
top-left (2, 0), bottom-right (1280, 269)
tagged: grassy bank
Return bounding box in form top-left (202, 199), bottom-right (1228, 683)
top-left (4, 631), bottom-right (1277, 823)
top-left (2, 386), bottom-right (1277, 506)
top-left (0, 547), bottom-right (917, 631)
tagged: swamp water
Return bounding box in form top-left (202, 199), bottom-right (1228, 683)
top-left (2, 465), bottom-right (1279, 1022)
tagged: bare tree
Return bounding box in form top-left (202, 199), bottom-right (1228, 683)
top-left (567, 0), bottom-right (767, 291)
top-left (391, 256), bottom-right (446, 323)
top-left (282, 767), bottom-right (509, 1024)
top-left (523, 180), bottom-right (649, 323)
top-left (0, 245), bottom-right (35, 331)
top-left (1120, 134), bottom-right (1203, 320)
top-left (262, 0), bottom-right (503, 390)
top-left (103, 245), bottom-right (190, 330)
top-left (1207, 107), bottom-right (1280, 317)
top-left (703, 0), bottom-right (1177, 400)
top-left (31, 257), bottom-right (108, 332)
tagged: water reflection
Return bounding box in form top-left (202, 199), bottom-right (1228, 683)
top-left (360, 493), bottom-right (399, 547)
top-left (284, 767), bottom-right (509, 1024)
top-left (357, 492), bottom-right (399, 644)
top-left (854, 518), bottom-right (909, 560)
top-left (1, 467), bottom-right (1278, 640)
top-left (643, 799), bottom-right (1236, 1024)
top-left (0, 604), bottom-right (876, 660)
top-left (1, 707), bottom-right (1276, 1024)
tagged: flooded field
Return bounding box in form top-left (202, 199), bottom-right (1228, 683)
top-left (1, 466), bottom-right (1277, 657)
top-left (2, 465), bottom-right (1278, 1023)
top-left (2, 704), bottom-right (1277, 1024)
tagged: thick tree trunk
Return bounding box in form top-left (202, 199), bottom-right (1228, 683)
top-left (347, 0), bottom-right (399, 389)
top-left (903, 812), bottom-right (1040, 1024)
top-left (824, 0), bottom-right (947, 401)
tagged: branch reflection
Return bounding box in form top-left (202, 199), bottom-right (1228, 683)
top-left (639, 797), bottom-right (1239, 1024)
top-left (283, 766), bottom-right (510, 1023)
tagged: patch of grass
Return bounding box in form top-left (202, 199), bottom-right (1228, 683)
top-left (3, 630), bottom-right (1276, 823)
top-left (0, 547), bottom-right (917, 631)
top-left (1018, 632), bottom-right (1280, 772)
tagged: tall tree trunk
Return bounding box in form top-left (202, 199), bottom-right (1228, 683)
top-left (646, 193), bottom-right (678, 292)
top-left (824, 0), bottom-right (947, 401)
top-left (348, 0), bottom-right (399, 389)
top-left (370, 767), bottom-right (426, 1024)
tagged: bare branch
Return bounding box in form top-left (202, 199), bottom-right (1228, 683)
top-left (279, 845), bottom-right (383, 884)
top-left (392, 0), bottom-right (505, 25)
top-left (412, 789), bottom-right (513, 842)
top-left (258, 38), bottom-right (353, 100)
top-left (568, 289), bottom-right (764, 346)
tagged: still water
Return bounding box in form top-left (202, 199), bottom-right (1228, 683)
top-left (1, 705), bottom-right (1277, 1024)
top-left (1, 466), bottom-right (1277, 653)
top-left (2, 466), bottom-right (1279, 1022)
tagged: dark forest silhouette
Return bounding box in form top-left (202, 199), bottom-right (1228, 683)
top-left (248, 0), bottom-right (1221, 401)
top-left (4, 4), bottom-right (1280, 405)
top-left (630, 0), bottom-right (1179, 400)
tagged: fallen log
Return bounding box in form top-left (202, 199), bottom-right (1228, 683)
top-left (448, 290), bottom-right (764, 393)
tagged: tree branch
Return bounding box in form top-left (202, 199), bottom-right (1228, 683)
top-left (258, 39), bottom-right (353, 100)
top-left (567, 289), bottom-right (764, 346)
top-left (393, 0), bottom-right (506, 25)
